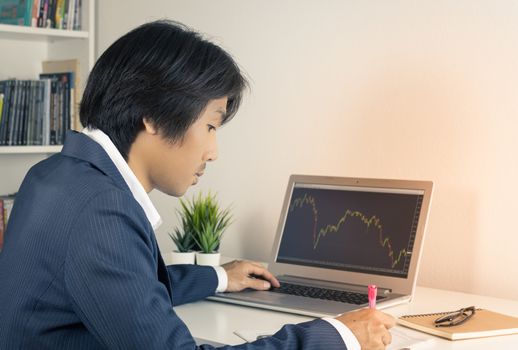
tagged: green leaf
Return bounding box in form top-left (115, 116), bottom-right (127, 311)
top-left (170, 191), bottom-right (233, 254)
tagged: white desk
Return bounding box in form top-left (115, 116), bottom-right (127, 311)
top-left (175, 286), bottom-right (518, 349)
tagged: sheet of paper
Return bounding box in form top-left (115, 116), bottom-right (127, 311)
top-left (234, 326), bottom-right (434, 349)
top-left (388, 327), bottom-right (434, 349)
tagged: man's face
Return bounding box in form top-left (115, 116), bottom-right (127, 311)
top-left (131, 97), bottom-right (227, 196)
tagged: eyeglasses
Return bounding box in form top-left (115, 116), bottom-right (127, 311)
top-left (434, 306), bottom-right (476, 327)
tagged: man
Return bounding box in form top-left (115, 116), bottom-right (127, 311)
top-left (0, 21), bottom-right (394, 349)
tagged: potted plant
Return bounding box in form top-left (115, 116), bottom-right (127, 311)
top-left (176, 191), bottom-right (233, 266)
top-left (168, 228), bottom-right (195, 265)
top-left (168, 198), bottom-right (198, 264)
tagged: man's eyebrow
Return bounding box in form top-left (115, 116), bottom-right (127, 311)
top-left (216, 108), bottom-right (227, 117)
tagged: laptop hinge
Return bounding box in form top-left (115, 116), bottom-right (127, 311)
top-left (278, 275), bottom-right (392, 295)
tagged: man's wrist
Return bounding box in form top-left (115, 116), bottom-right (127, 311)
top-left (212, 266), bottom-right (228, 293)
top-left (322, 317), bottom-right (361, 350)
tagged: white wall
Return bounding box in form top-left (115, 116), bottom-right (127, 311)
top-left (96, 0), bottom-right (518, 300)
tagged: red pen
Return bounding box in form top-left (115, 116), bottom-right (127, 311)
top-left (368, 284), bottom-right (377, 309)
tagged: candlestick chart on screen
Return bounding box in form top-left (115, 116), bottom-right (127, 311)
top-left (276, 186), bottom-right (423, 278)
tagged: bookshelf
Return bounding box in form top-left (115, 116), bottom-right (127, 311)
top-left (0, 145), bottom-right (62, 154)
top-left (0, 23), bottom-right (89, 39)
top-left (0, 0), bottom-right (95, 195)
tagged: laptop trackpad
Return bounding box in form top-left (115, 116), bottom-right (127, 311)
top-left (220, 289), bottom-right (360, 316)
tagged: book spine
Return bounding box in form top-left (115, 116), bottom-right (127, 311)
top-left (74, 0), bottom-right (81, 30)
top-left (13, 80), bottom-right (21, 145)
top-left (8, 80), bottom-right (20, 146)
top-left (62, 0), bottom-right (69, 29)
top-left (25, 80), bottom-right (32, 145)
top-left (0, 81), bottom-right (12, 145)
top-left (17, 81), bottom-right (24, 145)
top-left (26, 81), bottom-right (35, 145)
top-left (23, 0), bottom-right (34, 26)
top-left (42, 79), bottom-right (51, 145)
top-left (64, 75), bottom-right (70, 137)
top-left (55, 0), bottom-right (64, 29)
top-left (31, 0), bottom-right (40, 27)
top-left (37, 0), bottom-right (46, 27)
top-left (0, 83), bottom-right (4, 145)
top-left (18, 80), bottom-right (28, 145)
top-left (6, 80), bottom-right (15, 145)
top-left (48, 0), bottom-right (56, 28)
top-left (35, 81), bottom-right (44, 145)
top-left (31, 80), bottom-right (38, 145)
top-left (25, 82), bottom-right (32, 146)
top-left (49, 80), bottom-right (56, 145)
top-left (66, 0), bottom-right (73, 30)
top-left (56, 79), bottom-right (62, 144)
top-left (0, 92), bottom-right (4, 136)
top-left (42, 0), bottom-right (49, 28)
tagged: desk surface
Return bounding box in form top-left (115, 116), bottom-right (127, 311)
top-left (175, 286), bottom-right (518, 349)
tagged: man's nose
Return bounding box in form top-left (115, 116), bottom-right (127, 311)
top-left (204, 140), bottom-right (218, 162)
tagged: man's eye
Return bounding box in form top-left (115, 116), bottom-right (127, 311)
top-left (208, 124), bottom-right (216, 132)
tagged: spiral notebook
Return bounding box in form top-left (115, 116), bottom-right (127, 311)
top-left (398, 309), bottom-right (518, 340)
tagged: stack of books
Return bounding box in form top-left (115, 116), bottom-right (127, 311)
top-left (0, 58), bottom-right (80, 146)
top-left (0, 71), bottom-right (75, 145)
top-left (0, 0), bottom-right (83, 30)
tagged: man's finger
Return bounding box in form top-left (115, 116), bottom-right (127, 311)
top-left (248, 260), bottom-right (267, 269)
top-left (247, 276), bottom-right (271, 290)
top-left (247, 265), bottom-right (280, 288)
top-left (378, 312), bottom-right (396, 329)
top-left (382, 331), bottom-right (392, 345)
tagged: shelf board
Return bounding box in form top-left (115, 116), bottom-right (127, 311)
top-left (0, 145), bottom-right (62, 154)
top-left (0, 24), bottom-right (89, 41)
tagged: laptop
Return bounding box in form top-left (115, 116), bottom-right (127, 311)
top-left (209, 174), bottom-right (433, 317)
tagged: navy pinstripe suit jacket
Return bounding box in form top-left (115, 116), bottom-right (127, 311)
top-left (0, 131), bottom-right (346, 349)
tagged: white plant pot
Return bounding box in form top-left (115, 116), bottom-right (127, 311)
top-left (195, 252), bottom-right (221, 266)
top-left (170, 251), bottom-right (196, 265)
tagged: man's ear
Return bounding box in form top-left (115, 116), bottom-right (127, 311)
top-left (142, 118), bottom-right (158, 135)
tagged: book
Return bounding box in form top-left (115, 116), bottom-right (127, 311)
top-left (54, 0), bottom-right (63, 29)
top-left (0, 80), bottom-right (14, 145)
top-left (9, 79), bottom-right (20, 145)
top-left (41, 59), bottom-right (79, 130)
top-left (0, 0), bottom-right (32, 26)
top-left (30, 0), bottom-right (39, 26)
top-left (0, 93), bottom-right (4, 125)
top-left (398, 308), bottom-right (518, 340)
top-left (45, 0), bottom-right (54, 28)
top-left (41, 78), bottom-right (51, 145)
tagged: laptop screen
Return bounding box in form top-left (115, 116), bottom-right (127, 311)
top-left (275, 182), bottom-right (425, 278)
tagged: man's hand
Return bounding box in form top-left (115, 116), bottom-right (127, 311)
top-left (335, 308), bottom-right (395, 350)
top-left (222, 260), bottom-right (280, 292)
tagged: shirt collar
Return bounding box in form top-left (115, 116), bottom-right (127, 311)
top-left (82, 127), bottom-right (163, 230)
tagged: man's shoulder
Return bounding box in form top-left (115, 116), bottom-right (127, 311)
top-left (18, 152), bottom-right (134, 216)
top-left (30, 151), bottom-right (124, 192)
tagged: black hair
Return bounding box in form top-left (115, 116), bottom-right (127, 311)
top-left (80, 20), bottom-right (247, 160)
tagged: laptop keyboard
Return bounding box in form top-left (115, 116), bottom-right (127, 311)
top-left (270, 282), bottom-right (386, 305)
